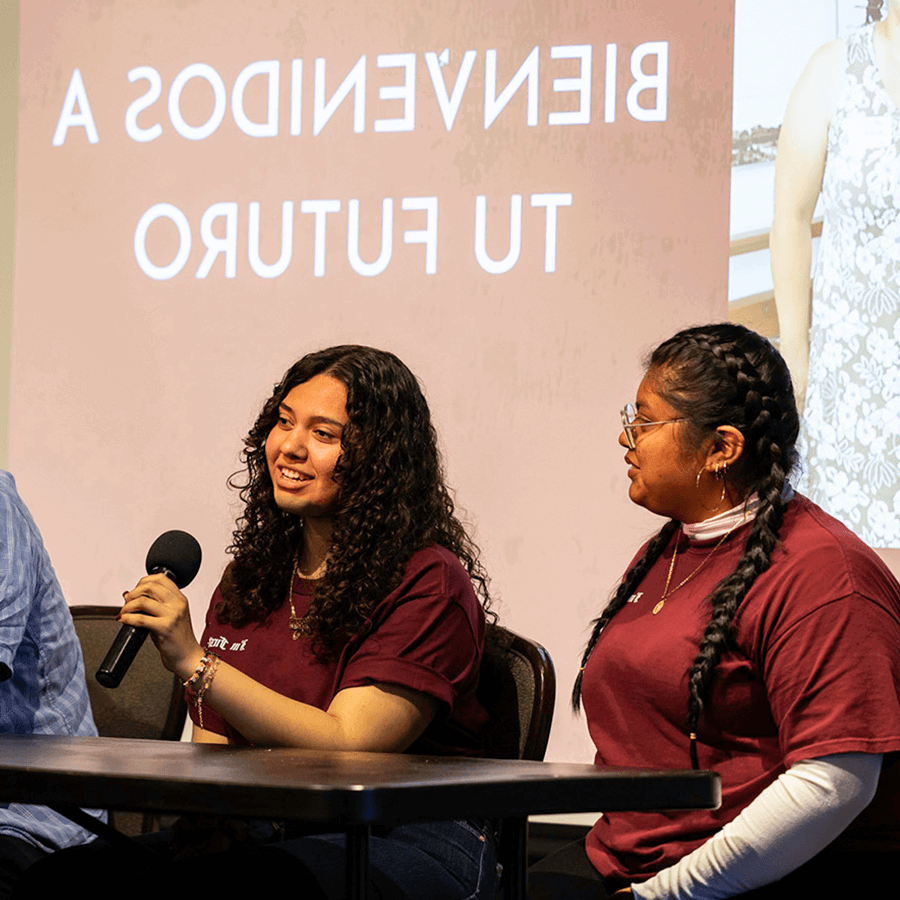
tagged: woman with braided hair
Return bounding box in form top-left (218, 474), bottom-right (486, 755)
top-left (530, 323), bottom-right (900, 899)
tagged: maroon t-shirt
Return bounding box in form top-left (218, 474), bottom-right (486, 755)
top-left (190, 544), bottom-right (488, 755)
top-left (582, 495), bottom-right (900, 882)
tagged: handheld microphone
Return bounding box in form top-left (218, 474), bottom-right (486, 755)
top-left (96, 530), bottom-right (202, 688)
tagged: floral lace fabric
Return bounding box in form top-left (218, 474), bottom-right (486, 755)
top-left (800, 24), bottom-right (900, 547)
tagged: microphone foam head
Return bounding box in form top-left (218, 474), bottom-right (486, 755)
top-left (145, 530), bottom-right (202, 588)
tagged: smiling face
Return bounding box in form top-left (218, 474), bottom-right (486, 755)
top-left (619, 369), bottom-right (709, 523)
top-left (265, 373), bottom-right (349, 522)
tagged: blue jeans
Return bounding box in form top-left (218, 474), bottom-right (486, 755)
top-left (270, 819), bottom-right (500, 899)
top-left (17, 818), bottom-right (499, 900)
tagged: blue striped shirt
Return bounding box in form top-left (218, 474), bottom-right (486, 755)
top-left (0, 470), bottom-right (103, 851)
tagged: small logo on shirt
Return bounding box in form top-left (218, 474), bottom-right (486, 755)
top-left (626, 591), bottom-right (643, 604)
top-left (207, 636), bottom-right (248, 652)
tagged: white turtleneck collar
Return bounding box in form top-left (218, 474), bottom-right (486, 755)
top-left (681, 483), bottom-right (794, 541)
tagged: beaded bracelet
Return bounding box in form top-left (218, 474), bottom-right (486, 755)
top-left (183, 652), bottom-right (215, 690)
top-left (194, 653), bottom-right (221, 730)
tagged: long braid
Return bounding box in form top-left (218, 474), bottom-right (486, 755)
top-left (674, 332), bottom-right (795, 767)
top-left (572, 519), bottom-right (679, 710)
top-left (576, 323), bottom-right (799, 768)
top-left (685, 465), bottom-right (787, 766)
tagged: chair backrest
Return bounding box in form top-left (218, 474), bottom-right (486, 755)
top-left (69, 605), bottom-right (187, 742)
top-left (477, 623), bottom-right (556, 761)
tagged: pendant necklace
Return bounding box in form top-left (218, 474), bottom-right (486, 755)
top-left (652, 524), bottom-right (740, 615)
top-left (287, 557), bottom-right (327, 639)
top-left (287, 563), bottom-right (305, 640)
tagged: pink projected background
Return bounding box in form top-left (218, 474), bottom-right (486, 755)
top-left (11, 0), bottom-right (733, 761)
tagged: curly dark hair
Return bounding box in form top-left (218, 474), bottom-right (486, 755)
top-left (219, 345), bottom-right (491, 659)
top-left (572, 323), bottom-right (800, 768)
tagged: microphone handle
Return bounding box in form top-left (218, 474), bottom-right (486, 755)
top-left (95, 626), bottom-right (149, 688)
top-left (95, 563), bottom-right (175, 689)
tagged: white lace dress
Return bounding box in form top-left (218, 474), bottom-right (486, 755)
top-left (800, 24), bottom-right (900, 548)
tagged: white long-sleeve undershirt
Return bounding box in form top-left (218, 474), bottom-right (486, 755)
top-left (630, 752), bottom-right (881, 900)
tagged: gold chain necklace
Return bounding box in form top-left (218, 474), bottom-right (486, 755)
top-left (287, 564), bottom-right (306, 640)
top-left (287, 560), bottom-right (324, 640)
top-left (652, 525), bottom-right (740, 615)
top-left (287, 551), bottom-right (328, 639)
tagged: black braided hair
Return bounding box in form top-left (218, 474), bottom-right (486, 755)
top-left (573, 323), bottom-right (799, 767)
top-left (571, 519), bottom-right (679, 711)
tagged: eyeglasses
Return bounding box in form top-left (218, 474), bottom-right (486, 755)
top-left (620, 403), bottom-right (685, 450)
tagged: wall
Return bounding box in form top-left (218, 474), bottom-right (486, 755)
top-left (0, 3), bottom-right (18, 469)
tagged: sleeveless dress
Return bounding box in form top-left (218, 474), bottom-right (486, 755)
top-left (799, 24), bottom-right (900, 548)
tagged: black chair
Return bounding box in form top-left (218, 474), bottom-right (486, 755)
top-left (477, 623), bottom-right (556, 899)
top-left (478, 623), bottom-right (556, 761)
top-left (70, 605), bottom-right (187, 834)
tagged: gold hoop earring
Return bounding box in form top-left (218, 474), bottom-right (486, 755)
top-left (717, 463), bottom-right (728, 505)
